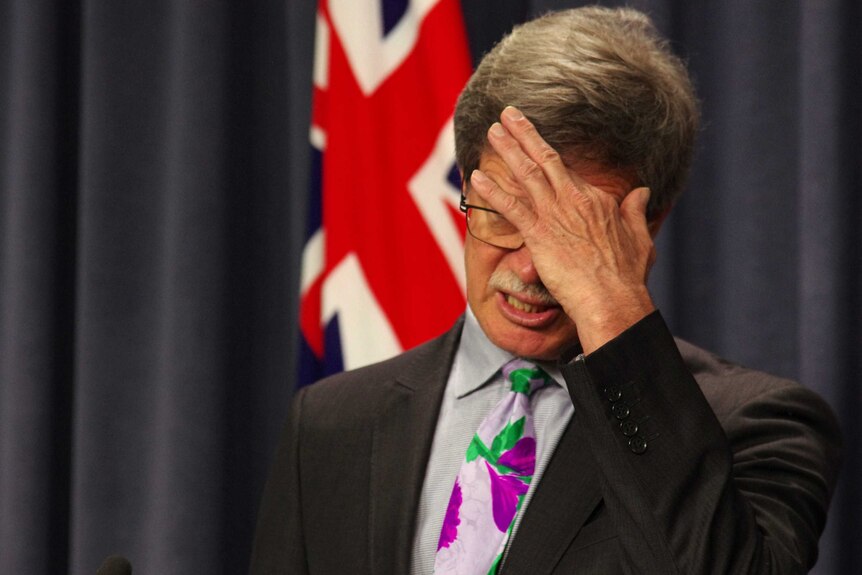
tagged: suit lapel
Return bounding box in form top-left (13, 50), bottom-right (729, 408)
top-left (368, 319), bottom-right (463, 575)
top-left (501, 416), bottom-right (603, 574)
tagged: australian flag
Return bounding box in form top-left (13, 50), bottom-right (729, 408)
top-left (298, 0), bottom-right (473, 385)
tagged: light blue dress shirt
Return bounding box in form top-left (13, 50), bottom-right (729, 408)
top-left (409, 307), bottom-right (576, 574)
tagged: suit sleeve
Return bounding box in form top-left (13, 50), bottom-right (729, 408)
top-left (249, 387), bottom-right (309, 575)
top-left (560, 311), bottom-right (842, 575)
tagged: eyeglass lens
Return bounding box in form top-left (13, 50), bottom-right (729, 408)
top-left (464, 190), bottom-right (523, 249)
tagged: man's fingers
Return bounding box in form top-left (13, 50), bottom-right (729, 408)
top-left (620, 186), bottom-right (650, 229)
top-left (499, 106), bottom-right (591, 195)
top-left (470, 169), bottom-right (536, 231)
top-left (486, 119), bottom-right (556, 206)
top-left (620, 187), bottom-right (656, 270)
top-left (622, 186), bottom-right (650, 213)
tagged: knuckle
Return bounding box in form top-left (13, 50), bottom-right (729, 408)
top-left (559, 181), bottom-right (582, 200)
top-left (565, 184), bottom-right (596, 213)
top-left (501, 172), bottom-right (521, 191)
top-left (537, 146), bottom-right (561, 166)
top-left (513, 117), bottom-right (536, 136)
top-left (502, 193), bottom-right (520, 212)
top-left (516, 158), bottom-right (543, 181)
top-left (499, 136), bottom-right (520, 153)
top-left (595, 192), bottom-right (620, 215)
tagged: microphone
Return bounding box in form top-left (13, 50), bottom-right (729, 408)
top-left (96, 555), bottom-right (132, 575)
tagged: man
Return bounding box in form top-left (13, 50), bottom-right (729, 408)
top-left (250, 7), bottom-right (841, 574)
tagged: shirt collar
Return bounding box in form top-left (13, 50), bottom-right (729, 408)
top-left (451, 306), bottom-right (566, 399)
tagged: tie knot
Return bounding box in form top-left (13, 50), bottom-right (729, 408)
top-left (503, 358), bottom-right (550, 396)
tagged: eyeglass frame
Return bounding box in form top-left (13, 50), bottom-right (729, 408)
top-left (459, 192), bottom-right (526, 250)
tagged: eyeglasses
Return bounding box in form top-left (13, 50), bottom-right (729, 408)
top-left (459, 190), bottom-right (525, 250)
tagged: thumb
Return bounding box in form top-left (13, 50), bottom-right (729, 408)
top-left (621, 186), bottom-right (650, 222)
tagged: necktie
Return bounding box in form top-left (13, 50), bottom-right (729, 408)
top-left (434, 359), bottom-right (550, 575)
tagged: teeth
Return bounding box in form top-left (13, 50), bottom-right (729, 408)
top-left (507, 294), bottom-right (541, 313)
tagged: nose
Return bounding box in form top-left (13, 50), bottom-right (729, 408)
top-left (505, 245), bottom-right (541, 285)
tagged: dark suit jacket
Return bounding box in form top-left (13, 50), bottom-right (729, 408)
top-left (249, 312), bottom-right (841, 574)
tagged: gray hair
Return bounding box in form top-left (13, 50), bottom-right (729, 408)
top-left (454, 6), bottom-right (700, 219)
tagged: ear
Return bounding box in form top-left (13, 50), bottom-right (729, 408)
top-left (648, 208), bottom-right (671, 239)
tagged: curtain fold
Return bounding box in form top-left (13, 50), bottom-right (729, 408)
top-left (0, 1), bottom-right (79, 573)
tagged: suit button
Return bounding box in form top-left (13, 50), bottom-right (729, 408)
top-left (620, 420), bottom-right (639, 437)
top-left (604, 386), bottom-right (623, 402)
top-left (628, 435), bottom-right (648, 454)
top-left (612, 403), bottom-right (630, 420)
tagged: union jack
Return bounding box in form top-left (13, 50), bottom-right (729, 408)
top-left (299, 0), bottom-right (472, 385)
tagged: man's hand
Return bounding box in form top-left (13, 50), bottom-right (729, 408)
top-left (470, 106), bottom-right (658, 354)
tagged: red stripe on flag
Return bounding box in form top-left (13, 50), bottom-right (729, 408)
top-left (303, 0), bottom-right (472, 371)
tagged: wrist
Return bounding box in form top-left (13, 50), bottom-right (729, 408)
top-left (567, 286), bottom-right (655, 354)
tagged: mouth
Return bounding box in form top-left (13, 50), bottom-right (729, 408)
top-left (496, 291), bottom-right (561, 327)
top-left (504, 293), bottom-right (550, 314)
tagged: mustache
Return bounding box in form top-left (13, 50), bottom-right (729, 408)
top-left (488, 270), bottom-right (558, 306)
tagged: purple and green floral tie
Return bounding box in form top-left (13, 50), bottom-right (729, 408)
top-left (434, 359), bottom-right (550, 575)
